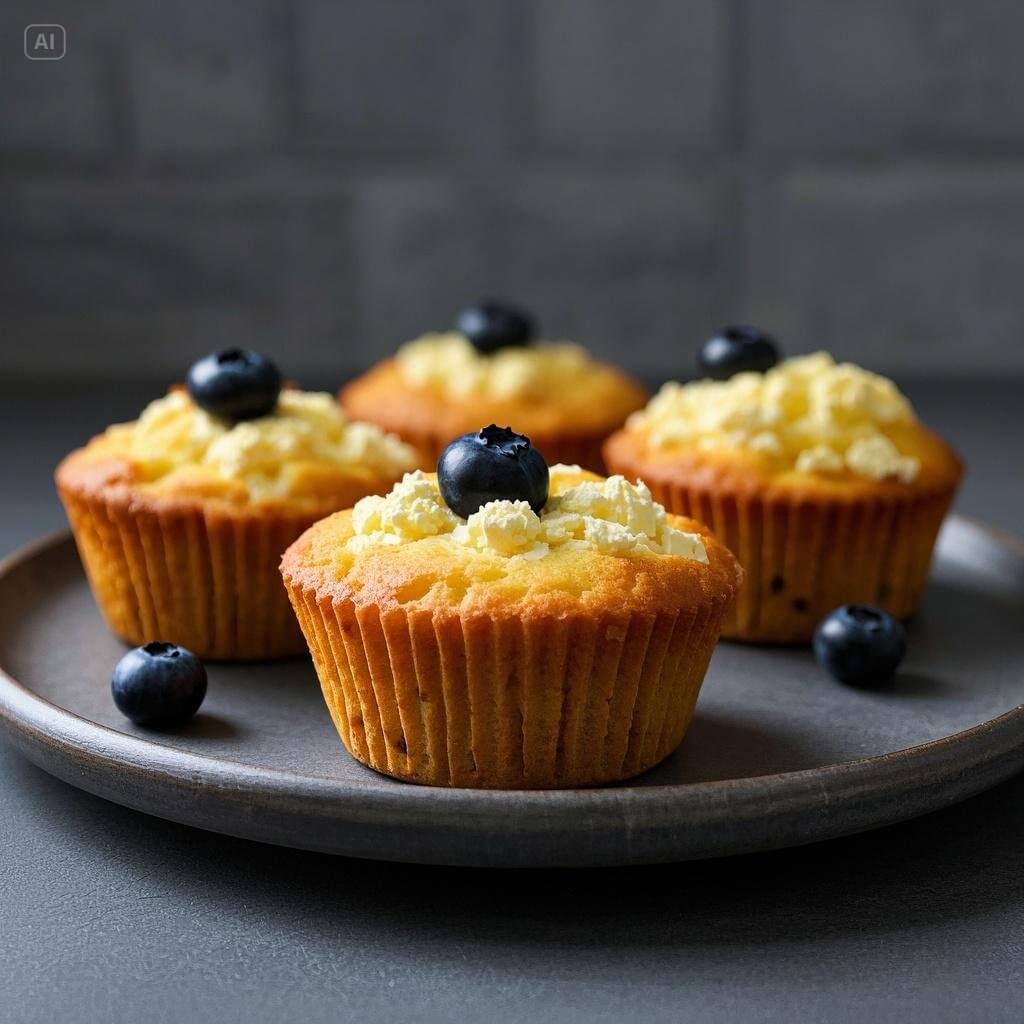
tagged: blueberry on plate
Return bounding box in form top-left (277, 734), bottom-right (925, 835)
top-left (813, 605), bottom-right (907, 686)
top-left (111, 642), bottom-right (208, 728)
top-left (438, 425), bottom-right (549, 519)
top-left (698, 325), bottom-right (779, 380)
top-left (454, 301), bottom-right (537, 354)
top-left (186, 349), bottom-right (282, 421)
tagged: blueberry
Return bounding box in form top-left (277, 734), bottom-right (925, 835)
top-left (813, 605), bottom-right (907, 686)
top-left (438, 425), bottom-right (549, 519)
top-left (186, 349), bottom-right (282, 421)
top-left (454, 301), bottom-right (537, 354)
top-left (111, 642), bottom-right (207, 728)
top-left (698, 325), bottom-right (779, 380)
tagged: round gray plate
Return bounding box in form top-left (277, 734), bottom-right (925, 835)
top-left (1, 517), bottom-right (1023, 868)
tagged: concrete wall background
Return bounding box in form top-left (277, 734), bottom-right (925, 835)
top-left (3, 0), bottom-right (1024, 384)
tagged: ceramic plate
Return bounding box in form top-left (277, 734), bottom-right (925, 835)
top-left (0, 516), bottom-right (1022, 867)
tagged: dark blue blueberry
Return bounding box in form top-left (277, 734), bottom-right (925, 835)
top-left (698, 325), bottom-right (779, 380)
top-left (186, 349), bottom-right (282, 421)
top-left (438, 425), bottom-right (549, 519)
top-left (111, 642), bottom-right (208, 728)
top-left (813, 605), bottom-right (907, 686)
top-left (454, 302), bottom-right (537, 354)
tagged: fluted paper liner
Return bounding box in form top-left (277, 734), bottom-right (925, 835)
top-left (283, 575), bottom-right (732, 789)
top-left (638, 478), bottom-right (955, 644)
top-left (59, 485), bottom-right (314, 660)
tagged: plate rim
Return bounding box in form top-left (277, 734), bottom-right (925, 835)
top-left (1, 519), bottom-right (1023, 866)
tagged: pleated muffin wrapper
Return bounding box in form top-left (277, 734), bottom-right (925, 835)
top-left (58, 478), bottom-right (323, 661)
top-left (282, 570), bottom-right (735, 790)
top-left (645, 481), bottom-right (957, 645)
top-left (604, 438), bottom-right (960, 643)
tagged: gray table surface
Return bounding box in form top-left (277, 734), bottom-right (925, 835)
top-left (1, 377), bottom-right (1022, 1024)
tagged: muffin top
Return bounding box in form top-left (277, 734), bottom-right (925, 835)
top-left (58, 387), bottom-right (417, 512)
top-left (281, 465), bottom-right (741, 618)
top-left (614, 353), bottom-right (961, 494)
top-left (341, 336), bottom-right (648, 445)
top-left (396, 332), bottom-right (625, 402)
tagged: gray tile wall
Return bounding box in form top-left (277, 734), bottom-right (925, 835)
top-left (2, 0), bottom-right (1023, 383)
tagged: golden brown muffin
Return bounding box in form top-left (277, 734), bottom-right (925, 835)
top-left (280, 465), bottom-right (741, 789)
top-left (56, 386), bottom-right (417, 660)
top-left (604, 353), bottom-right (963, 644)
top-left (340, 333), bottom-right (647, 471)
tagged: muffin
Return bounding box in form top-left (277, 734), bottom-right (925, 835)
top-left (280, 426), bottom-right (741, 789)
top-left (604, 350), bottom-right (963, 644)
top-left (56, 350), bottom-right (417, 660)
top-left (340, 301), bottom-right (647, 472)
